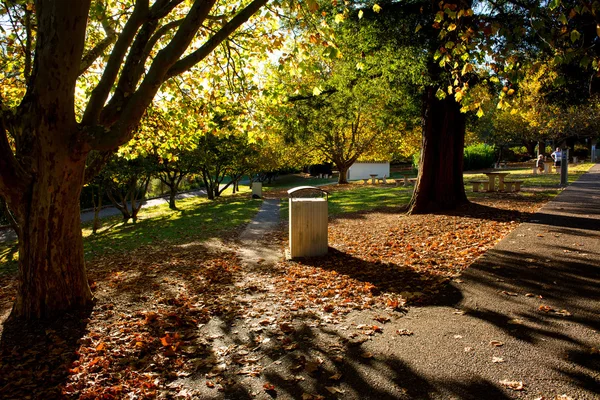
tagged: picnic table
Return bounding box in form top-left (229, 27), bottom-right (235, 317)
top-left (484, 172), bottom-right (509, 192)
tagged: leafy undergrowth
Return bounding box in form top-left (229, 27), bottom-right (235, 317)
top-left (0, 194), bottom-right (551, 399)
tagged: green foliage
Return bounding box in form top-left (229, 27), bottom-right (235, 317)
top-left (196, 133), bottom-right (258, 199)
top-left (100, 155), bottom-right (154, 222)
top-left (463, 143), bottom-right (495, 171)
top-left (412, 152), bottom-right (420, 169)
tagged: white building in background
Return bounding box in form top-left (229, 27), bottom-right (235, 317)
top-left (347, 161), bottom-right (390, 180)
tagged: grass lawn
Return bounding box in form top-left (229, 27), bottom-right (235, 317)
top-left (280, 185), bottom-right (413, 220)
top-left (0, 195), bottom-right (261, 275)
top-left (262, 173), bottom-right (338, 190)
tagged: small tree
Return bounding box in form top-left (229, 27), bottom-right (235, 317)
top-left (101, 156), bottom-right (153, 223)
top-left (196, 133), bottom-right (254, 199)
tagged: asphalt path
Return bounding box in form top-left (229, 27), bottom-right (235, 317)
top-left (325, 164), bottom-right (600, 399)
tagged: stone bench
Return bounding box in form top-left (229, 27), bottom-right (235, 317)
top-left (471, 180), bottom-right (489, 192)
top-left (504, 180), bottom-right (523, 192)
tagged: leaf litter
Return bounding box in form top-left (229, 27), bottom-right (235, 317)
top-left (0, 195), bottom-right (550, 398)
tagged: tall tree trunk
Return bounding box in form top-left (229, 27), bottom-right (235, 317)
top-left (523, 140), bottom-right (536, 158)
top-left (92, 185), bottom-right (102, 234)
top-left (538, 140), bottom-right (546, 156)
top-left (13, 152), bottom-right (92, 319)
top-left (8, 0), bottom-right (93, 319)
top-left (169, 187), bottom-right (177, 209)
top-left (408, 88), bottom-right (468, 214)
top-left (337, 164), bottom-right (349, 184)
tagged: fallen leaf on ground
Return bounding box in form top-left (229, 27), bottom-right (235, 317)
top-left (374, 315), bottom-right (390, 323)
top-left (396, 329), bottom-right (413, 336)
top-left (490, 340), bottom-right (504, 347)
top-left (492, 357), bottom-right (505, 363)
top-left (539, 305), bottom-right (554, 313)
top-left (325, 386), bottom-right (345, 394)
top-left (499, 379), bottom-right (524, 390)
top-left (329, 373), bottom-right (343, 380)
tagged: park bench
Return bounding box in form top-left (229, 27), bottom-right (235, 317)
top-left (399, 175), bottom-right (418, 186)
top-left (471, 180), bottom-right (489, 192)
top-left (504, 180), bottom-right (523, 192)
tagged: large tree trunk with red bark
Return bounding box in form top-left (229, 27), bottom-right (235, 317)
top-left (408, 87), bottom-right (468, 214)
top-left (14, 151), bottom-right (93, 318)
top-left (6, 1), bottom-right (93, 319)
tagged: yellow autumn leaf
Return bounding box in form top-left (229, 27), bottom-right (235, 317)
top-left (373, 4), bottom-right (382, 13)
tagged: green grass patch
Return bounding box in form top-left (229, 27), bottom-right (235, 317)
top-left (0, 241), bottom-right (18, 276)
top-left (0, 195), bottom-right (261, 274)
top-left (82, 196), bottom-right (260, 259)
top-left (262, 174), bottom-right (338, 191)
top-left (281, 185), bottom-right (413, 221)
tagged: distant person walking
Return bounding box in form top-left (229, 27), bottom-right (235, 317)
top-left (536, 155), bottom-right (545, 173)
top-left (551, 147), bottom-right (562, 167)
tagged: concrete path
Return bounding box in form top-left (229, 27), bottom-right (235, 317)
top-left (341, 164), bottom-right (600, 399)
top-left (237, 199), bottom-right (282, 267)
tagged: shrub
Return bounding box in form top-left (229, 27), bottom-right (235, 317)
top-left (464, 143), bottom-right (496, 171)
top-left (412, 153), bottom-right (420, 169)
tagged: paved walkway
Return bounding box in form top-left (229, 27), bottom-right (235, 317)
top-left (334, 164), bottom-right (599, 399)
top-left (237, 199), bottom-right (282, 267)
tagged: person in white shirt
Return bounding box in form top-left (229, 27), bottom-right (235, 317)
top-left (551, 147), bottom-right (562, 167)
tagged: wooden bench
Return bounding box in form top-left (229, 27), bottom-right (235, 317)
top-left (471, 180), bottom-right (489, 192)
top-left (504, 180), bottom-right (523, 192)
